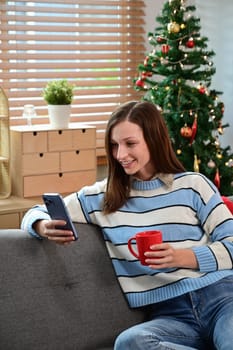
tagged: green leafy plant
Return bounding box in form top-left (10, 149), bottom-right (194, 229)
top-left (42, 79), bottom-right (75, 105)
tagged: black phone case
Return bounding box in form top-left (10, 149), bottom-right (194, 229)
top-left (42, 193), bottom-right (78, 240)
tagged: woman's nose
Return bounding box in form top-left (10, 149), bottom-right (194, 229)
top-left (116, 145), bottom-right (127, 160)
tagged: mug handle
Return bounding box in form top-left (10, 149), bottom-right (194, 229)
top-left (127, 237), bottom-right (139, 259)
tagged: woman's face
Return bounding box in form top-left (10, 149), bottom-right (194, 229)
top-left (110, 120), bottom-right (155, 180)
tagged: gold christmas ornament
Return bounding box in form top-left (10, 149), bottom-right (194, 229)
top-left (167, 22), bottom-right (180, 33)
top-left (177, 149), bottom-right (182, 155)
top-left (216, 150), bottom-right (222, 159)
top-left (180, 23), bottom-right (186, 30)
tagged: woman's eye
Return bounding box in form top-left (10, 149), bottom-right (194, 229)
top-left (127, 142), bottom-right (136, 147)
top-left (111, 143), bottom-right (118, 148)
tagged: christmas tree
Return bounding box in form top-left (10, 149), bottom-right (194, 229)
top-left (134, 0), bottom-right (233, 195)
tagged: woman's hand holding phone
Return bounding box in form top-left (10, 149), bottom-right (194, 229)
top-left (33, 219), bottom-right (76, 244)
top-left (33, 193), bottom-right (79, 244)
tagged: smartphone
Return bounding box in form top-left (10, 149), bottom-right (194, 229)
top-left (42, 193), bottom-right (78, 240)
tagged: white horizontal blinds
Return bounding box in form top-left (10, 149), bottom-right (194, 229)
top-left (1, 0), bottom-right (146, 156)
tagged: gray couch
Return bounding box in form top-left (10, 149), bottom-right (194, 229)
top-left (0, 224), bottom-right (144, 350)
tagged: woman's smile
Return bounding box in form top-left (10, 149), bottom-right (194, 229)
top-left (120, 159), bottom-right (135, 168)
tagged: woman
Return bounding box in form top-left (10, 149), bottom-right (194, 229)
top-left (22, 101), bottom-right (233, 349)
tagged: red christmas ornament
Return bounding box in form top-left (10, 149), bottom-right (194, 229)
top-left (189, 115), bottom-right (198, 145)
top-left (161, 44), bottom-right (170, 54)
top-left (214, 168), bottom-right (220, 189)
top-left (135, 79), bottom-right (145, 88)
top-left (156, 36), bottom-right (165, 43)
top-left (141, 71), bottom-right (152, 79)
top-left (186, 38), bottom-right (195, 48)
top-left (198, 85), bottom-right (206, 94)
top-left (180, 124), bottom-right (192, 138)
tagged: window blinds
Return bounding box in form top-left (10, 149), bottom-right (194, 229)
top-left (1, 0), bottom-right (146, 156)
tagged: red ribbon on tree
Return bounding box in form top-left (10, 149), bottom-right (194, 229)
top-left (214, 168), bottom-right (220, 189)
top-left (189, 114), bottom-right (198, 145)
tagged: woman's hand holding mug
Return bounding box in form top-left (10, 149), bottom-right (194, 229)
top-left (127, 230), bottom-right (162, 266)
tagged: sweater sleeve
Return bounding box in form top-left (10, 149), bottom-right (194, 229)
top-left (192, 194), bottom-right (233, 272)
top-left (21, 205), bottom-right (50, 238)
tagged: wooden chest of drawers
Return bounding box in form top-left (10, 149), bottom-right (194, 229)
top-left (0, 196), bottom-right (40, 229)
top-left (10, 123), bottom-right (96, 198)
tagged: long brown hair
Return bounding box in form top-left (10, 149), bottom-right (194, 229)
top-left (103, 100), bottom-right (185, 214)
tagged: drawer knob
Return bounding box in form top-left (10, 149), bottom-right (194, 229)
top-left (82, 129), bottom-right (86, 133)
top-left (76, 150), bottom-right (80, 154)
top-left (59, 172), bottom-right (63, 177)
top-left (39, 153), bottom-right (44, 157)
top-left (33, 131), bottom-right (37, 136)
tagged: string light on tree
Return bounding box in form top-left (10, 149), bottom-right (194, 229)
top-left (226, 159), bottom-right (233, 167)
top-left (193, 154), bottom-right (200, 172)
top-left (217, 122), bottom-right (224, 135)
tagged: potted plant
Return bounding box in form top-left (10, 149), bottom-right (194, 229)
top-left (42, 79), bottom-right (75, 129)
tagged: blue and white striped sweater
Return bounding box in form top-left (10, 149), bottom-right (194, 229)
top-left (22, 172), bottom-right (233, 308)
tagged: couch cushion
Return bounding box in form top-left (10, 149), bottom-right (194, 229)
top-left (0, 224), bottom-right (144, 350)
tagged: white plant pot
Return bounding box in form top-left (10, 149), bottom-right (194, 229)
top-left (48, 104), bottom-right (71, 129)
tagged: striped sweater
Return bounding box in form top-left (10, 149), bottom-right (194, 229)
top-left (22, 172), bottom-right (233, 308)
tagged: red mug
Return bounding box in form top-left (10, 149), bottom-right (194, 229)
top-left (128, 230), bottom-right (162, 265)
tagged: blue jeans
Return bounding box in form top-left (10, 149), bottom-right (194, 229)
top-left (114, 276), bottom-right (233, 350)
